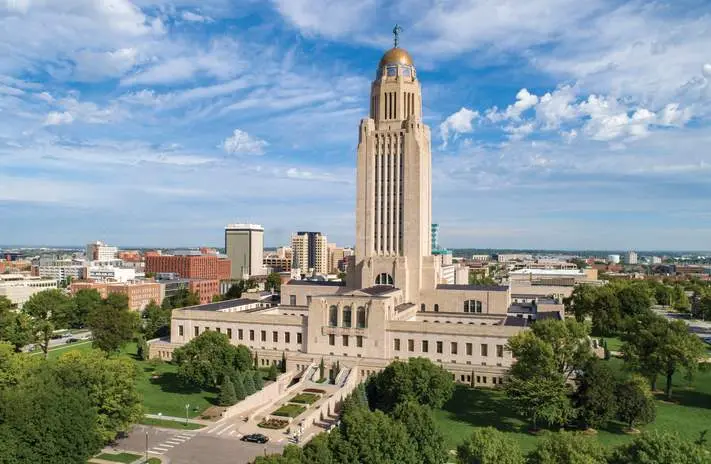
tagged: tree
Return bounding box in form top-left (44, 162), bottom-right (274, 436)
top-left (319, 357), bottom-right (325, 381)
top-left (590, 286), bottom-right (623, 336)
top-left (697, 294), bottom-right (711, 320)
top-left (225, 281), bottom-right (245, 300)
top-left (656, 320), bottom-right (706, 399)
top-left (254, 352), bottom-right (259, 369)
top-left (564, 285), bottom-right (599, 322)
top-left (367, 357), bottom-right (454, 412)
top-left (173, 331), bottom-right (252, 388)
top-left (574, 359), bottom-right (618, 430)
top-left (252, 370), bottom-right (264, 390)
top-left (72, 288), bottom-right (102, 329)
top-left (0, 301), bottom-right (33, 352)
top-left (391, 401), bottom-right (448, 464)
top-left (456, 427), bottom-right (525, 464)
top-left (622, 312), bottom-right (668, 390)
top-left (22, 289), bottom-right (74, 357)
top-left (609, 431), bottom-right (709, 464)
top-left (268, 362), bottom-right (278, 381)
top-left (218, 377), bottom-right (237, 406)
top-left (617, 285), bottom-right (651, 319)
top-left (86, 299), bottom-right (137, 353)
top-left (52, 350), bottom-right (143, 442)
top-left (143, 299), bottom-right (170, 338)
top-left (243, 371), bottom-right (256, 396)
top-left (136, 334), bottom-right (149, 361)
top-left (301, 433), bottom-right (334, 464)
top-left (235, 344), bottom-right (253, 371)
top-left (212, 294), bottom-right (223, 302)
top-left (233, 373), bottom-right (246, 401)
top-left (329, 404), bottom-right (420, 464)
top-left (528, 431), bottom-right (606, 464)
top-left (281, 351), bottom-right (287, 373)
top-left (266, 272), bottom-right (282, 293)
top-left (0, 371), bottom-right (102, 464)
top-left (529, 318), bottom-right (593, 381)
top-left (254, 445), bottom-right (304, 464)
top-left (505, 375), bottom-right (574, 430)
top-left (616, 374), bottom-right (656, 431)
top-left (103, 292), bottom-right (129, 311)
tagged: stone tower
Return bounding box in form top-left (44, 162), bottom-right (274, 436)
top-left (351, 38), bottom-right (439, 302)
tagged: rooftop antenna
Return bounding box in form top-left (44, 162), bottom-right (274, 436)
top-left (393, 24), bottom-right (403, 48)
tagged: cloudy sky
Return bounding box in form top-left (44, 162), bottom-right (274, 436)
top-left (1, 0), bottom-right (710, 250)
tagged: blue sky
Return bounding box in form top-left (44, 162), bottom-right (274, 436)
top-left (1, 0), bottom-right (710, 250)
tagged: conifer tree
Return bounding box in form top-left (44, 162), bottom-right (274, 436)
top-left (218, 377), bottom-right (237, 406)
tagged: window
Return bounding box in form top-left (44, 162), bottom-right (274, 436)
top-left (273, 331), bottom-right (278, 343)
top-left (420, 303), bottom-right (426, 312)
top-left (408, 339), bottom-right (414, 352)
top-left (434, 304), bottom-right (439, 312)
top-left (261, 330), bottom-right (266, 342)
top-left (329, 334), bottom-right (335, 346)
top-left (238, 329), bottom-right (243, 340)
top-left (342, 335), bottom-right (349, 347)
top-left (497, 345), bottom-right (504, 357)
top-left (289, 295), bottom-right (296, 305)
top-left (194, 326), bottom-right (199, 337)
top-left (464, 300), bottom-right (483, 313)
top-left (216, 327), bottom-right (221, 333)
top-left (375, 273), bottom-right (393, 285)
top-left (227, 328), bottom-right (232, 339)
top-left (297, 333), bottom-right (302, 344)
top-left (343, 306), bottom-right (352, 328)
top-left (387, 66), bottom-right (397, 76)
top-left (356, 336), bottom-right (363, 348)
top-left (482, 376), bottom-right (487, 384)
top-left (179, 325), bottom-right (184, 336)
top-left (306, 296), bottom-right (312, 305)
top-left (451, 342), bottom-right (458, 355)
top-left (436, 341), bottom-right (443, 354)
top-left (329, 305), bottom-right (338, 327)
top-left (466, 343), bottom-right (472, 356)
top-left (356, 306), bottom-right (367, 328)
top-left (394, 338), bottom-right (401, 351)
top-left (249, 330), bottom-right (255, 341)
top-left (481, 344), bottom-right (489, 357)
top-left (285, 332), bottom-right (291, 343)
top-left (422, 340), bottom-right (429, 352)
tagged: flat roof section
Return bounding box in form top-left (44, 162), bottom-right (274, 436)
top-left (436, 284), bottom-right (509, 292)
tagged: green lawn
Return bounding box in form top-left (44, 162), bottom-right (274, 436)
top-left (272, 404), bottom-right (306, 418)
top-left (435, 360), bottom-right (711, 453)
top-left (38, 340), bottom-right (94, 359)
top-left (147, 459), bottom-right (161, 464)
top-left (139, 417), bottom-right (204, 430)
top-left (93, 452), bottom-right (141, 463)
top-left (603, 336), bottom-right (623, 352)
top-left (290, 393), bottom-right (320, 404)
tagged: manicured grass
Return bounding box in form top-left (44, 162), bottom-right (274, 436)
top-left (37, 340), bottom-right (94, 359)
top-left (435, 360), bottom-right (711, 453)
top-left (147, 459), bottom-right (161, 464)
top-left (290, 393), bottom-right (320, 404)
top-left (139, 417), bottom-right (204, 430)
top-left (94, 452), bottom-right (141, 463)
top-left (603, 336), bottom-right (623, 352)
top-left (272, 404), bottom-right (306, 418)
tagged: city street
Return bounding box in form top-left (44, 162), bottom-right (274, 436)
top-left (117, 424), bottom-right (287, 464)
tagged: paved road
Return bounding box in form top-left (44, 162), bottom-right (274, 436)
top-left (117, 424), bottom-right (286, 464)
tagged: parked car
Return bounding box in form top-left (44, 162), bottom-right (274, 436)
top-left (241, 433), bottom-right (269, 444)
top-left (703, 337), bottom-right (711, 345)
top-left (66, 338), bottom-right (80, 344)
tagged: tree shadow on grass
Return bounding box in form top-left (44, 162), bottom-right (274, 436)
top-left (150, 372), bottom-right (202, 395)
top-left (441, 386), bottom-right (528, 434)
top-left (656, 388), bottom-right (711, 410)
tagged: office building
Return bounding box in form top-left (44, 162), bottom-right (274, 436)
top-left (625, 251), bottom-right (638, 265)
top-left (86, 241), bottom-right (118, 261)
top-left (292, 232), bottom-right (328, 275)
top-left (145, 254), bottom-right (231, 280)
top-left (0, 274), bottom-right (58, 308)
top-left (70, 281), bottom-right (162, 311)
top-left (225, 224), bottom-right (264, 279)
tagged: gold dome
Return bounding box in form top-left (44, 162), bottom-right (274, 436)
top-left (378, 47), bottom-right (414, 69)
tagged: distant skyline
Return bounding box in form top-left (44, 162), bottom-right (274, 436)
top-left (1, 1), bottom-right (710, 250)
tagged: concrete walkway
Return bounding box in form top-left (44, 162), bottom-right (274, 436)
top-left (144, 413), bottom-right (212, 426)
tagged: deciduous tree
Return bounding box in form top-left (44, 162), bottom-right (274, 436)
top-left (574, 359), bottom-right (618, 430)
top-left (143, 299), bottom-right (170, 338)
top-left (615, 374), bottom-right (656, 431)
top-left (266, 273), bottom-right (282, 293)
top-left (505, 375), bottom-right (574, 430)
top-left (87, 298), bottom-right (138, 353)
top-left (173, 331), bottom-right (252, 388)
top-left (609, 431), bottom-right (709, 464)
top-left (391, 401), bottom-right (448, 464)
top-left (528, 431), bottom-right (606, 464)
top-left (456, 427), bottom-right (525, 464)
top-left (23, 289), bottom-right (74, 357)
top-left (72, 288), bottom-right (102, 329)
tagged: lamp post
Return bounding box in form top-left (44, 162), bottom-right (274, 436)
top-left (145, 431), bottom-right (148, 462)
top-left (185, 403), bottom-right (190, 425)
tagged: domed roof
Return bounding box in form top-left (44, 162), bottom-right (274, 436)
top-left (378, 47), bottom-right (414, 69)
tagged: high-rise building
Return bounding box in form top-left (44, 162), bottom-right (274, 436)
top-left (625, 251), bottom-right (638, 265)
top-left (607, 254), bottom-right (621, 264)
top-left (328, 244), bottom-right (347, 274)
top-left (225, 224), bottom-right (264, 278)
top-left (431, 224), bottom-right (440, 253)
top-left (292, 232), bottom-right (328, 275)
top-left (86, 241), bottom-right (118, 261)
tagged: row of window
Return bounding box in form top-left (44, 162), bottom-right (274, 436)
top-left (328, 334), bottom-right (364, 348)
top-left (459, 374), bottom-right (504, 385)
top-left (394, 338), bottom-right (505, 357)
top-left (328, 305), bottom-right (368, 328)
top-left (419, 300), bottom-right (484, 313)
top-left (179, 325), bottom-right (303, 345)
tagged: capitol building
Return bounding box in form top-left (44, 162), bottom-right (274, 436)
top-left (150, 40), bottom-right (562, 386)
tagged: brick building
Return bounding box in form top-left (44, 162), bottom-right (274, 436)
top-left (189, 279), bottom-right (220, 305)
top-left (70, 281), bottom-right (162, 311)
top-left (145, 255), bottom-right (231, 280)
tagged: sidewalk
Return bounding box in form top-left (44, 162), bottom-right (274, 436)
top-left (144, 413), bottom-right (212, 426)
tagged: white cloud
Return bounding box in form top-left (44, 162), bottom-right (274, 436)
top-left (181, 11), bottom-right (211, 22)
top-left (506, 122), bottom-right (535, 141)
top-left (44, 111), bottom-right (74, 126)
top-left (535, 86), bottom-right (579, 129)
top-left (439, 107), bottom-right (479, 146)
top-left (704, 64), bottom-right (711, 78)
top-left (270, 0), bottom-right (376, 38)
top-left (658, 103), bottom-right (692, 127)
top-left (222, 129), bottom-right (268, 156)
top-left (72, 48), bottom-right (139, 81)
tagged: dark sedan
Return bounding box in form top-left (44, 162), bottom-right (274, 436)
top-left (241, 433), bottom-right (269, 444)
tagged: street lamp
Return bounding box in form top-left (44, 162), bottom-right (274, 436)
top-left (145, 431), bottom-right (149, 462)
top-left (185, 403), bottom-right (190, 425)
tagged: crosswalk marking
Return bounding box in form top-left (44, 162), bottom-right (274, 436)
top-left (146, 431), bottom-right (196, 455)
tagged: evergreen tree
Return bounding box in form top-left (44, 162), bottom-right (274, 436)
top-left (232, 372), bottom-right (246, 401)
top-left (254, 352), bottom-right (259, 369)
top-left (136, 334), bottom-right (149, 361)
top-left (243, 371), bottom-right (256, 396)
top-left (281, 351), bottom-right (287, 373)
top-left (252, 370), bottom-right (264, 390)
top-left (319, 357), bottom-right (325, 381)
top-left (218, 377), bottom-right (237, 406)
top-left (268, 362), bottom-right (278, 381)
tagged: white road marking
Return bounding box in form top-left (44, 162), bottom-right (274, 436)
top-left (148, 450), bottom-right (165, 455)
top-left (216, 424), bottom-right (235, 436)
top-left (165, 440), bottom-right (182, 445)
top-left (152, 446), bottom-right (170, 452)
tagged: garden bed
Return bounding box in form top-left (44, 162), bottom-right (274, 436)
top-left (290, 393), bottom-right (320, 404)
top-left (271, 403), bottom-right (307, 418)
top-left (259, 418), bottom-right (290, 429)
top-left (303, 388), bottom-right (327, 394)
top-left (93, 452), bottom-right (141, 463)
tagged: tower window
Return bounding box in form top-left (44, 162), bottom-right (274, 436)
top-left (375, 273), bottom-right (393, 285)
top-left (343, 306), bottom-right (352, 328)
